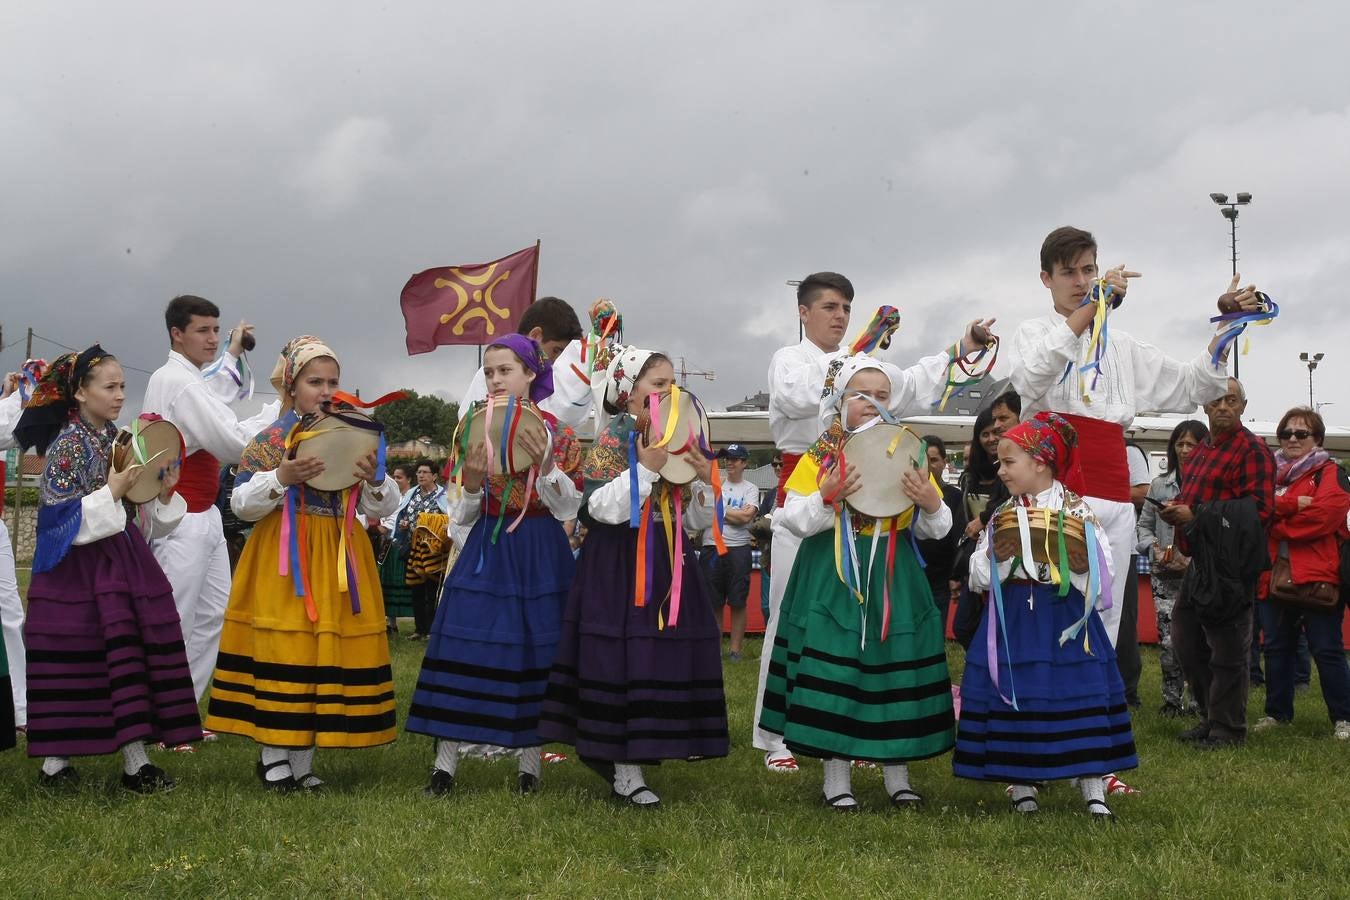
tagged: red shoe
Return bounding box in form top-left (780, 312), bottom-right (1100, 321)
top-left (541, 751), bottom-right (568, 764)
top-left (1104, 774), bottom-right (1140, 795)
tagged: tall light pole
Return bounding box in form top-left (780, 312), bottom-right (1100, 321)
top-left (1299, 351), bottom-right (1324, 408)
top-left (1210, 192), bottom-right (1252, 378)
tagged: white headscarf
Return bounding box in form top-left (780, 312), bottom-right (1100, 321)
top-left (818, 353), bottom-right (904, 433)
top-left (591, 344), bottom-right (655, 434)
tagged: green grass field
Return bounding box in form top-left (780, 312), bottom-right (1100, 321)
top-left (2, 570), bottom-right (1348, 897)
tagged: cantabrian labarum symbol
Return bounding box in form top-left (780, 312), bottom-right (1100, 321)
top-left (434, 263), bottom-right (513, 336)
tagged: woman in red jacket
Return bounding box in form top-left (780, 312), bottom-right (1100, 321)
top-left (1255, 406), bottom-right (1350, 740)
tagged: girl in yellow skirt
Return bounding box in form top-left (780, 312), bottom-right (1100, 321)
top-left (205, 336), bottom-right (400, 791)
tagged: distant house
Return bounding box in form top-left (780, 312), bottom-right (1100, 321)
top-left (387, 436), bottom-right (448, 459)
top-left (726, 391), bottom-right (770, 412)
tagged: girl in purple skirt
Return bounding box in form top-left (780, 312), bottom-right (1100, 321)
top-left (14, 346), bottom-right (201, 792)
top-left (538, 346), bottom-right (729, 807)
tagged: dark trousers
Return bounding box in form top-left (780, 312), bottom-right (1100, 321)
top-left (953, 585), bottom-right (984, 651)
top-left (1171, 575), bottom-right (1254, 741)
top-left (411, 580), bottom-right (440, 636)
top-left (1251, 605), bottom-right (1314, 684)
top-left (926, 571), bottom-right (951, 617)
top-left (1116, 559), bottom-right (1143, 705)
top-left (1257, 600), bottom-right (1350, 723)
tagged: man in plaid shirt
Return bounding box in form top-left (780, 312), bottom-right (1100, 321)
top-left (1160, 377), bottom-right (1275, 748)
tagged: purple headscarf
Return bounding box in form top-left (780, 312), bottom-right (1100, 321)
top-left (487, 333), bottom-right (555, 405)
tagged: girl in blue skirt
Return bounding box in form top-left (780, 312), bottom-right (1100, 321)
top-left (406, 334), bottom-right (584, 796)
top-left (954, 412), bottom-right (1137, 818)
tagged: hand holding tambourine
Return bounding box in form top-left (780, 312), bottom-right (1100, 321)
top-left (991, 529), bottom-right (1021, 563)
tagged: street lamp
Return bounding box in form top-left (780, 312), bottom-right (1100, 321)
top-left (1299, 351), bottom-right (1324, 408)
top-left (1211, 191), bottom-right (1253, 376)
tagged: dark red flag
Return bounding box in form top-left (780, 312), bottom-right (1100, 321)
top-left (400, 243), bottom-right (539, 355)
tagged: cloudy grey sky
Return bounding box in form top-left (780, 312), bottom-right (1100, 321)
top-left (4, 2), bottom-right (1349, 425)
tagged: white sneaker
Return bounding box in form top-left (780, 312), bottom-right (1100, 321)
top-left (1252, 716), bottom-right (1285, 732)
top-left (1334, 721), bottom-right (1350, 741)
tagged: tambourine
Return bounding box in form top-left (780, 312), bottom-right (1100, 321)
top-left (453, 395), bottom-right (550, 475)
top-left (993, 507), bottom-right (1089, 574)
top-left (111, 417), bottom-right (184, 505)
top-left (640, 388), bottom-right (712, 485)
top-left (291, 407), bottom-right (383, 492)
top-left (839, 421), bottom-right (925, 518)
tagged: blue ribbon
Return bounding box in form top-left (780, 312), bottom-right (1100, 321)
top-left (627, 428), bottom-right (641, 528)
top-left (1208, 292), bottom-right (1279, 367)
top-left (985, 520), bottom-right (1019, 711)
top-left (286, 486), bottom-right (305, 597)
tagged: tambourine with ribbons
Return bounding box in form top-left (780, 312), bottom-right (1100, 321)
top-left (111, 414), bottom-right (185, 504)
top-left (448, 394), bottom-right (552, 545)
top-left (814, 404), bottom-right (931, 648)
top-left (982, 504), bottom-right (1113, 712)
top-left (625, 384), bottom-right (728, 632)
top-left (276, 389), bottom-right (405, 624)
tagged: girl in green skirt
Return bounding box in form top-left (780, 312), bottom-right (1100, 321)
top-left (759, 355), bottom-right (956, 811)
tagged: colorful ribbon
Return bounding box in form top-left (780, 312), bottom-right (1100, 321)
top-left (200, 334), bottom-right (254, 402)
top-left (848, 306), bottom-right (901, 355)
top-left (1057, 280), bottom-right (1115, 402)
top-left (1208, 292), bottom-right (1279, 367)
top-left (933, 336), bottom-right (1000, 411)
top-left (570, 298), bottom-right (624, 400)
top-left (16, 359), bottom-right (47, 403)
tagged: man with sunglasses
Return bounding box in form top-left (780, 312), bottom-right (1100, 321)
top-left (1160, 378), bottom-right (1276, 749)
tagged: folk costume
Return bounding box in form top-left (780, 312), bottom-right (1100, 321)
top-left (538, 346), bottom-right (730, 807)
top-left (1010, 306), bottom-right (1228, 645)
top-left (953, 413), bottom-right (1137, 816)
top-left (755, 329), bottom-right (963, 766)
top-left (17, 347), bottom-right (199, 791)
top-left (204, 337), bottom-right (399, 790)
top-left (0, 373), bottom-right (34, 736)
top-left (142, 335), bottom-right (279, 701)
top-left (759, 356), bottom-right (956, 810)
top-left (407, 334), bottom-right (584, 795)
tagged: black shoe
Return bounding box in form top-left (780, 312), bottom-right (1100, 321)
top-left (614, 785), bottom-right (662, 808)
top-left (37, 766), bottom-right (80, 789)
top-left (122, 764), bottom-right (176, 794)
top-left (293, 774), bottom-right (325, 792)
top-left (424, 768), bottom-right (455, 797)
top-left (1177, 723), bottom-right (1211, 743)
top-left (1191, 734), bottom-right (1245, 751)
top-left (1085, 798), bottom-right (1116, 821)
top-left (889, 788), bottom-right (924, 809)
top-left (822, 792), bottom-right (859, 813)
top-left (256, 758), bottom-right (296, 793)
top-left (517, 772), bottom-right (539, 795)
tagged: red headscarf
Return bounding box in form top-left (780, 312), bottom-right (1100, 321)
top-left (1001, 411), bottom-right (1085, 496)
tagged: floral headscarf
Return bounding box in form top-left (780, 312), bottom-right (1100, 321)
top-left (13, 344), bottom-right (113, 454)
top-left (1001, 411), bottom-right (1085, 495)
top-left (270, 335), bottom-right (338, 413)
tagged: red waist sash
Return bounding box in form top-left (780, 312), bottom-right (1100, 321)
top-left (178, 449), bottom-right (221, 513)
top-left (1059, 414), bottom-right (1130, 503)
top-left (776, 452), bottom-right (804, 507)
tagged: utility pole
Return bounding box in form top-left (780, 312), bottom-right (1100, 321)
top-left (1209, 192), bottom-right (1252, 378)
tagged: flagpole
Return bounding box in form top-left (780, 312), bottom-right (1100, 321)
top-left (531, 238), bottom-right (541, 302)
